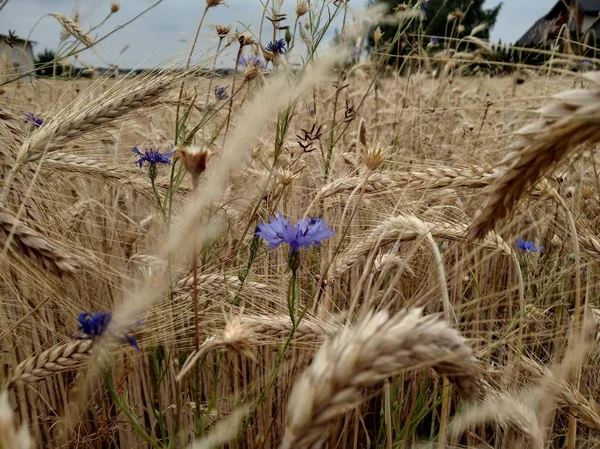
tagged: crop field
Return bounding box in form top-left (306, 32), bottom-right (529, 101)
top-left (2, 1), bottom-right (600, 448)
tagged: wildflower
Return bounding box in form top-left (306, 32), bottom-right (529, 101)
top-left (420, 1), bottom-right (428, 20)
top-left (351, 45), bottom-right (361, 60)
top-left (515, 238), bottom-right (543, 253)
top-left (110, 1), bottom-right (120, 13)
top-left (237, 53), bottom-right (265, 68)
top-left (296, 0), bottom-right (309, 17)
top-left (24, 112), bottom-right (43, 127)
top-left (430, 36), bottom-right (439, 47)
top-left (256, 214), bottom-right (334, 253)
top-left (132, 147), bottom-right (173, 169)
top-left (266, 38), bottom-right (286, 54)
top-left (77, 311), bottom-right (139, 350)
top-left (214, 85), bottom-right (229, 100)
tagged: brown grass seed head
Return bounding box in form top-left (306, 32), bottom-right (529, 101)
top-left (206, 0), bottom-right (227, 8)
top-left (296, 0), bottom-right (309, 17)
top-left (110, 1), bottom-right (120, 13)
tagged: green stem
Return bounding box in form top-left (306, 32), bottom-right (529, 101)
top-left (104, 376), bottom-right (161, 449)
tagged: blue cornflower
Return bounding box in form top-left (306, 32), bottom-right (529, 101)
top-left (255, 214), bottom-right (334, 253)
top-left (515, 238), bottom-right (542, 253)
top-left (77, 311), bottom-right (139, 350)
top-left (215, 85), bottom-right (229, 100)
top-left (132, 147), bottom-right (174, 169)
top-left (237, 53), bottom-right (266, 68)
top-left (266, 38), bottom-right (286, 54)
top-left (420, 1), bottom-right (428, 20)
top-left (24, 112), bottom-right (44, 127)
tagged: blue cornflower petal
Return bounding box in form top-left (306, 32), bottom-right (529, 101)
top-left (24, 112), bottom-right (44, 127)
top-left (266, 38), bottom-right (286, 54)
top-left (132, 147), bottom-right (173, 168)
top-left (77, 311), bottom-right (139, 350)
top-left (256, 214), bottom-right (334, 252)
top-left (515, 238), bottom-right (543, 253)
top-left (215, 85), bottom-right (229, 100)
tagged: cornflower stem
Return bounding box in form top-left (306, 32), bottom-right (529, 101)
top-left (104, 376), bottom-right (160, 449)
top-left (204, 38), bottom-right (225, 108)
top-left (150, 176), bottom-right (165, 220)
top-left (223, 46), bottom-right (244, 146)
top-left (175, 5), bottom-right (210, 142)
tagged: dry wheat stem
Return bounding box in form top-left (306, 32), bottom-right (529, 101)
top-left (468, 73), bottom-right (600, 240)
top-left (0, 207), bottom-right (79, 275)
top-left (280, 308), bottom-right (481, 449)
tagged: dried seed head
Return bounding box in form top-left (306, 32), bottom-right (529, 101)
top-left (244, 60), bottom-right (263, 81)
top-left (214, 24), bottom-right (231, 39)
top-left (206, 0), bottom-right (227, 7)
top-left (395, 3), bottom-right (408, 12)
top-left (296, 0), bottom-right (309, 17)
top-left (237, 32), bottom-right (256, 47)
top-left (363, 146), bottom-right (387, 170)
top-left (277, 167), bottom-right (301, 186)
top-left (373, 26), bottom-right (384, 44)
top-left (251, 147), bottom-right (261, 159)
top-left (175, 146), bottom-right (212, 188)
top-left (457, 24), bottom-right (465, 33)
top-left (110, 1), bottom-right (120, 13)
top-left (447, 12), bottom-right (456, 22)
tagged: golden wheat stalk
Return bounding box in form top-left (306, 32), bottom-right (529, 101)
top-left (0, 208), bottom-right (79, 275)
top-left (468, 72), bottom-right (600, 240)
top-left (50, 13), bottom-right (95, 47)
top-left (9, 339), bottom-right (92, 385)
top-left (279, 308), bottom-right (481, 449)
top-left (333, 215), bottom-right (511, 276)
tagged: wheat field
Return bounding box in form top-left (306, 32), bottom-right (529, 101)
top-left (2, 1), bottom-right (600, 448)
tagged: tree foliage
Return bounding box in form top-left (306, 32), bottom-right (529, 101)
top-left (365, 0), bottom-right (502, 55)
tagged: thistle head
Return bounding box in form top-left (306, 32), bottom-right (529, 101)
top-left (110, 1), bottom-right (120, 13)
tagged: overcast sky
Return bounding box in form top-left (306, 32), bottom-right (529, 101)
top-left (0, 0), bottom-right (552, 68)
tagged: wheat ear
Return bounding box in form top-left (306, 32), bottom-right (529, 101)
top-left (333, 215), bottom-right (511, 276)
top-left (9, 340), bottom-right (92, 385)
top-left (50, 13), bottom-right (95, 47)
top-left (0, 208), bottom-right (79, 275)
top-left (468, 72), bottom-right (600, 240)
top-left (16, 74), bottom-right (175, 164)
top-left (279, 308), bottom-right (481, 449)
